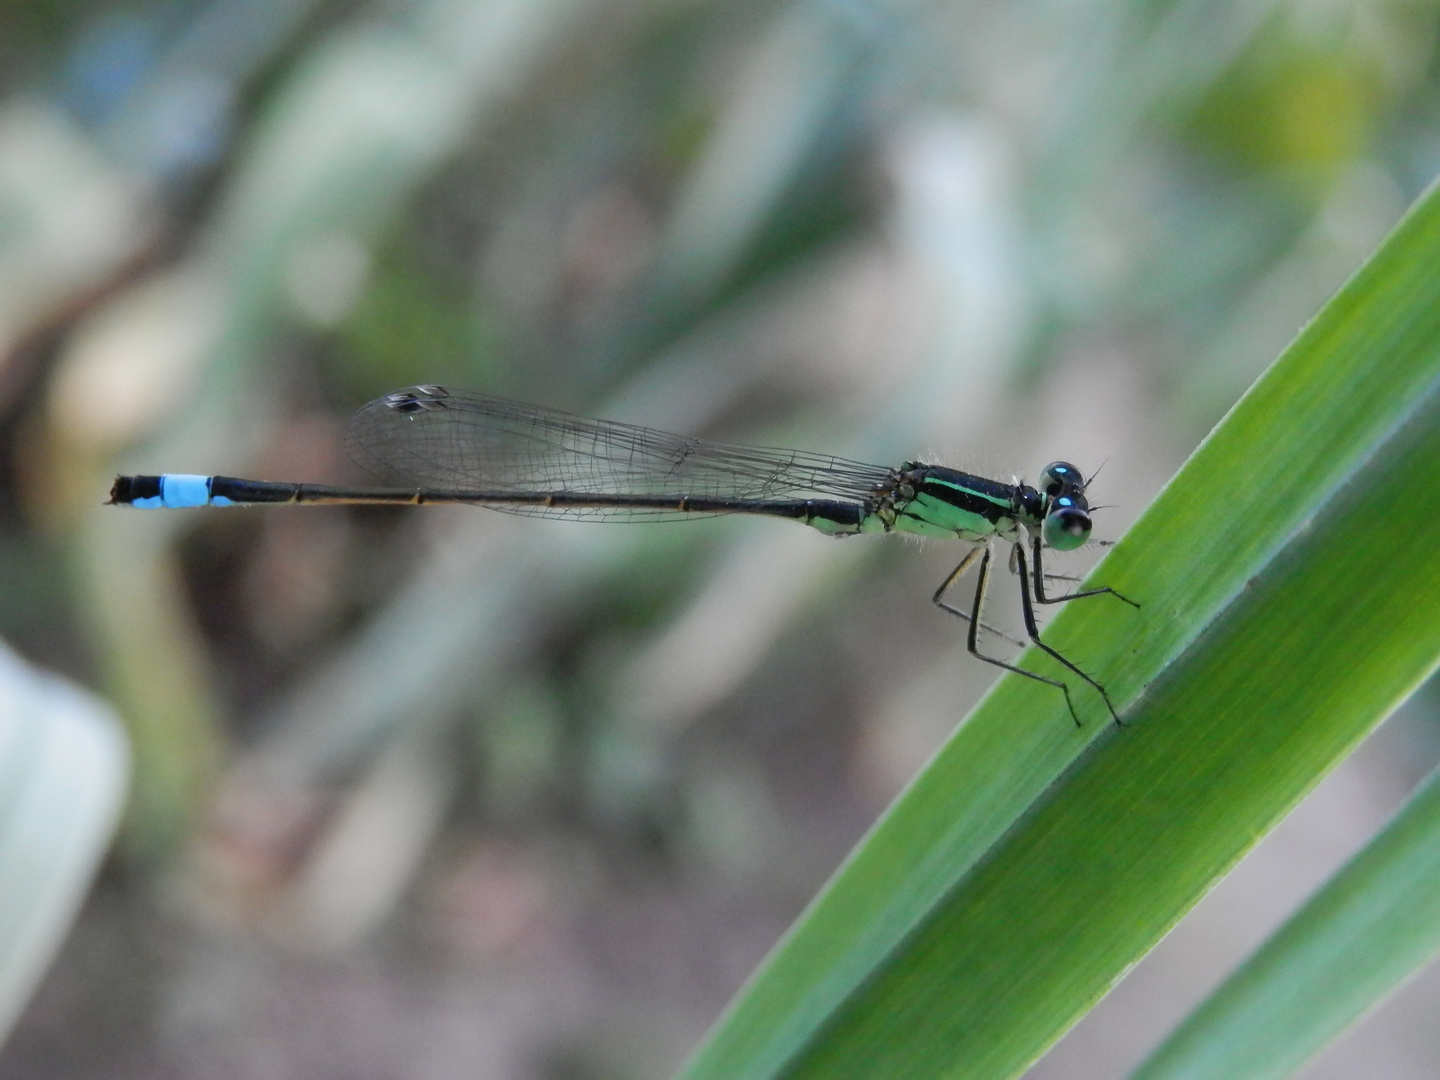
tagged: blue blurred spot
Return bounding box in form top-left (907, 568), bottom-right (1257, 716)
top-left (62, 13), bottom-right (161, 126)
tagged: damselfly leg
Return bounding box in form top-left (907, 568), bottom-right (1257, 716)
top-left (934, 542), bottom-right (1129, 727)
top-left (933, 546), bottom-right (1082, 726)
top-left (1029, 536), bottom-right (1140, 609)
top-left (929, 548), bottom-right (1026, 648)
top-left (1012, 542), bottom-right (1123, 725)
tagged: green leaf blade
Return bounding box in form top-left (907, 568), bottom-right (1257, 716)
top-left (1129, 761), bottom-right (1440, 1080)
top-left (677, 179), bottom-right (1440, 1080)
top-left (782, 374), bottom-right (1440, 1079)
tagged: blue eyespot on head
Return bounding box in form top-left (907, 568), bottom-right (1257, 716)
top-left (1037, 461), bottom-right (1086, 498)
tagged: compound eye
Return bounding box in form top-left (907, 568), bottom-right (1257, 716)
top-left (1043, 496), bottom-right (1092, 552)
top-left (1038, 461), bottom-right (1085, 498)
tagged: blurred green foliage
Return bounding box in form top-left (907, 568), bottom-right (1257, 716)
top-left (333, 229), bottom-right (493, 399)
top-left (1187, 16), bottom-right (1388, 189)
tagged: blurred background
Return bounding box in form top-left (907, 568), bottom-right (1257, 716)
top-left (1, 0), bottom-right (1440, 1076)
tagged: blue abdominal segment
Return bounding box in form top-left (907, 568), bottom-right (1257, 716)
top-left (162, 474), bottom-right (227, 507)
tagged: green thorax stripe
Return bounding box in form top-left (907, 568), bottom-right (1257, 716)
top-left (893, 466), bottom-right (1019, 539)
top-left (916, 468), bottom-right (1016, 517)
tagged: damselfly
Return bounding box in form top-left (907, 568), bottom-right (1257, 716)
top-left (110, 385), bottom-right (1138, 723)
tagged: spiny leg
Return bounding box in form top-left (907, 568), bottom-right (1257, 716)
top-left (1007, 544), bottom-right (1082, 587)
top-left (1013, 550), bottom-right (1088, 593)
top-left (1030, 536), bottom-right (1139, 608)
top-left (1013, 543), bottom-right (1123, 726)
top-left (930, 546), bottom-right (1024, 648)
top-left (933, 546), bottom-right (1080, 726)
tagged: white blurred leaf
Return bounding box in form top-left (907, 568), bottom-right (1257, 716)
top-left (0, 641), bottom-right (128, 1044)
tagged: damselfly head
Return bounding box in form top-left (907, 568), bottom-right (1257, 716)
top-left (1043, 493), bottom-right (1092, 551)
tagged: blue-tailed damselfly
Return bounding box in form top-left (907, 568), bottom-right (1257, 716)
top-left (110, 385), bottom-right (1138, 723)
